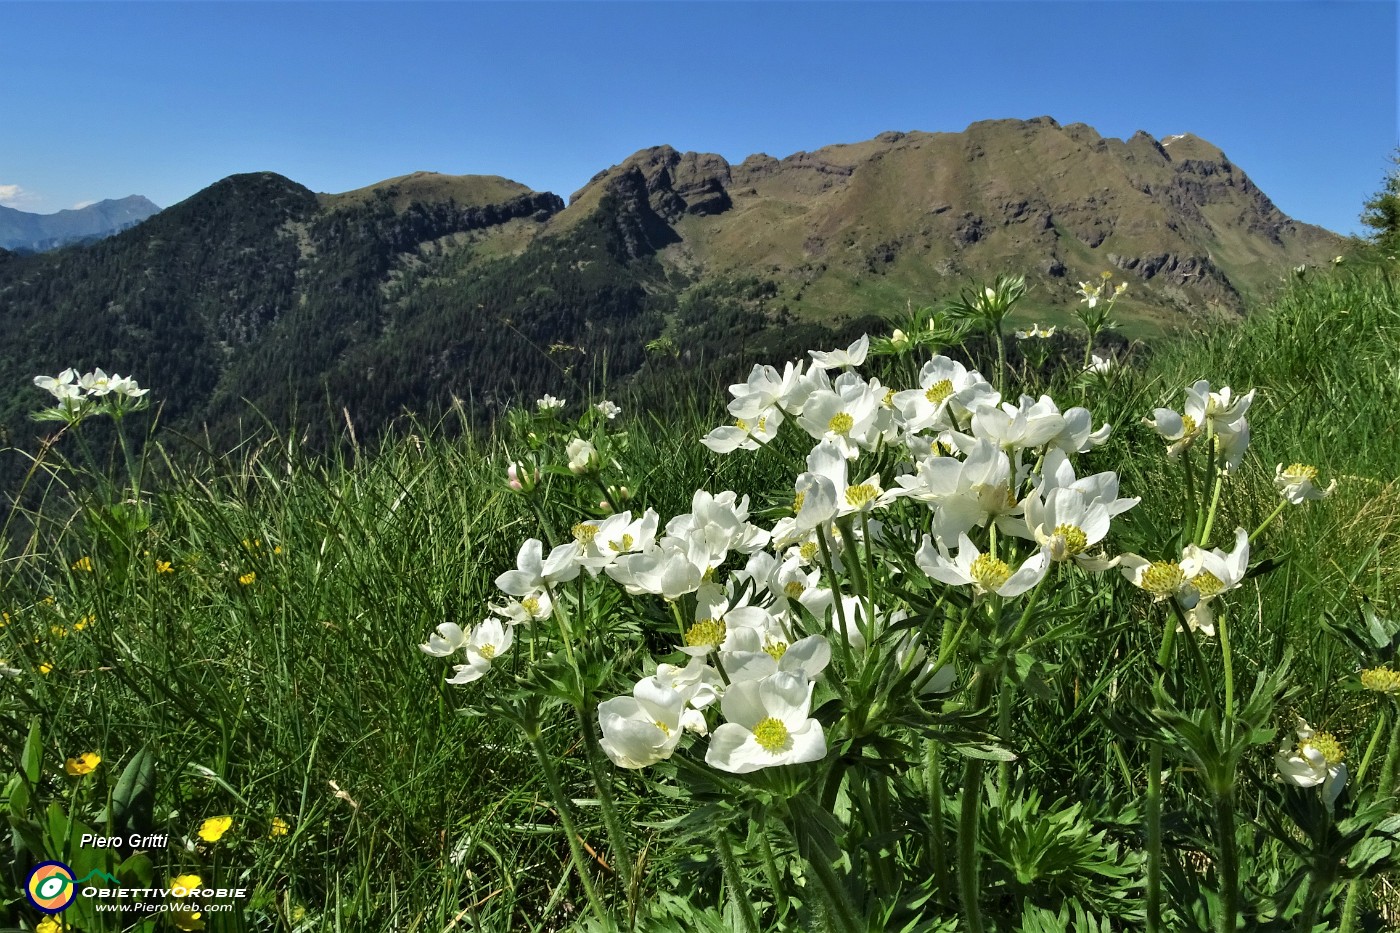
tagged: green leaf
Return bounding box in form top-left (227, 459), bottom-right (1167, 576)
top-left (111, 746), bottom-right (156, 836)
top-left (21, 716), bottom-right (43, 784)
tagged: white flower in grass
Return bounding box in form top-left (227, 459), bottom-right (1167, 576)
top-left (1086, 354), bottom-right (1114, 375)
top-left (34, 368), bottom-right (80, 400)
top-left (598, 678), bottom-right (696, 768)
top-left (420, 621), bottom-right (469, 657)
top-left (665, 490), bottom-right (769, 567)
top-left (536, 394), bottom-right (565, 412)
top-left (677, 582), bottom-right (777, 658)
top-left (1274, 463), bottom-right (1336, 505)
top-left (917, 533), bottom-right (1049, 599)
top-left (107, 374), bottom-right (149, 398)
top-left (444, 618), bottom-right (514, 684)
top-left (606, 538), bottom-right (706, 599)
top-left (807, 335), bottom-right (870, 372)
top-left (574, 509), bottom-right (660, 573)
top-left (1047, 407), bottom-right (1112, 453)
top-left (1275, 716), bottom-right (1347, 807)
top-left (1117, 554), bottom-right (1200, 611)
top-left (728, 360), bottom-right (809, 419)
top-left (701, 410), bottom-right (783, 454)
top-left (594, 399), bottom-right (621, 420)
top-left (971, 394), bottom-right (1066, 452)
top-left (491, 591), bottom-right (553, 626)
top-left (495, 538), bottom-right (581, 597)
top-left (1024, 488), bottom-right (1117, 566)
top-left (895, 438), bottom-right (1026, 548)
top-left (79, 368), bottom-right (115, 396)
top-left (723, 629), bottom-right (832, 684)
top-left (805, 439), bottom-right (896, 518)
top-left (1178, 527), bottom-right (1249, 636)
top-left (645, 655), bottom-right (724, 715)
top-left (1148, 380), bottom-right (1255, 470)
top-left (797, 378), bottom-right (882, 458)
top-left (891, 355), bottom-right (997, 434)
top-left (705, 672), bottom-right (827, 773)
top-left (566, 438), bottom-right (599, 475)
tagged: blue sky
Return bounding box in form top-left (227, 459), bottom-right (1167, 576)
top-left (3, 1), bottom-right (1395, 235)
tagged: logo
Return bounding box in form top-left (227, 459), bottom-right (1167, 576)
top-left (26, 861), bottom-right (77, 913)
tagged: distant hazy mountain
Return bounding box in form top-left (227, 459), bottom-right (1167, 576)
top-left (0, 195), bottom-right (161, 252)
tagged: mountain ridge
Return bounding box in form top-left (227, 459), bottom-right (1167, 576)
top-left (0, 194), bottom-right (162, 252)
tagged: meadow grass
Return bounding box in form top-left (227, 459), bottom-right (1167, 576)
top-left (3, 255), bottom-right (1399, 931)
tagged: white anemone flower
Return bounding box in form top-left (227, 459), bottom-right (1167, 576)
top-left (34, 369), bottom-right (82, 402)
top-left (1178, 527), bottom-right (1249, 636)
top-left (644, 655), bottom-right (724, 714)
top-left (705, 672), bottom-right (827, 773)
top-left (805, 439), bottom-right (896, 518)
top-left (495, 538), bottom-right (581, 596)
top-left (491, 590), bottom-right (553, 626)
top-left (79, 368), bottom-right (115, 396)
top-left (1117, 554), bottom-right (1200, 611)
top-left (1047, 407), bottom-right (1112, 453)
top-left (895, 438), bottom-right (1026, 547)
top-left (444, 618), bottom-right (514, 684)
top-left (1275, 716), bottom-right (1347, 807)
top-left (701, 409), bottom-right (783, 454)
top-left (971, 394), bottom-right (1066, 452)
top-left (420, 621), bottom-right (469, 657)
top-left (807, 335), bottom-right (870, 372)
top-left (666, 490), bottom-right (769, 567)
top-left (796, 377), bottom-right (882, 458)
top-left (598, 679), bottom-right (699, 768)
top-left (917, 533), bottom-right (1049, 599)
top-left (722, 630), bottom-right (832, 684)
top-left (106, 374), bottom-right (149, 398)
top-left (891, 355), bottom-right (997, 434)
top-left (1024, 488), bottom-right (1116, 565)
top-left (566, 438), bottom-right (599, 475)
top-left (574, 509), bottom-right (660, 573)
top-left (536, 394), bottom-right (566, 412)
top-left (728, 360), bottom-right (808, 419)
top-left (606, 538), bottom-right (706, 599)
top-left (594, 399), bottom-right (621, 420)
top-left (1274, 463), bottom-right (1336, 505)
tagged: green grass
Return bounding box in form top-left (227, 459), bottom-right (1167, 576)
top-left (3, 253), bottom-right (1399, 931)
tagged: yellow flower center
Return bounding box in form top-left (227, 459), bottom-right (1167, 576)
top-left (925, 379), bottom-right (954, 405)
top-left (572, 523), bottom-right (600, 545)
top-left (1052, 524), bottom-right (1088, 556)
top-left (654, 720), bottom-right (671, 737)
top-left (1301, 732), bottom-right (1345, 767)
top-left (685, 619), bottom-right (727, 649)
top-left (1180, 414), bottom-right (1199, 437)
top-left (1361, 668), bottom-right (1400, 694)
top-left (828, 412), bottom-right (854, 435)
top-left (521, 597), bottom-right (540, 615)
top-left (764, 640), bottom-right (789, 661)
top-left (1192, 570), bottom-right (1225, 598)
top-left (734, 418), bottom-right (749, 432)
top-left (1283, 463), bottom-right (1319, 483)
top-left (792, 491), bottom-right (806, 513)
top-left (799, 541), bottom-right (819, 563)
top-left (610, 533), bottom-right (635, 552)
top-left (1141, 561), bottom-right (1185, 598)
top-left (753, 716), bottom-right (791, 752)
top-left (970, 553), bottom-right (1012, 592)
top-left (783, 581), bottom-right (806, 599)
top-left (845, 483), bottom-right (879, 508)
top-left (882, 388), bottom-right (895, 408)
top-left (479, 644), bottom-right (497, 660)
top-left (757, 416), bottom-right (768, 433)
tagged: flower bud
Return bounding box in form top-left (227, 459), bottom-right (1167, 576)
top-left (567, 438), bottom-right (600, 475)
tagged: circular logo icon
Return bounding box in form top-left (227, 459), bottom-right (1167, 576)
top-left (26, 861), bottom-right (77, 913)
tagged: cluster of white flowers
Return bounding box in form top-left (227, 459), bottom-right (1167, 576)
top-left (32, 367), bottom-right (150, 424)
top-left (424, 331), bottom-right (1336, 787)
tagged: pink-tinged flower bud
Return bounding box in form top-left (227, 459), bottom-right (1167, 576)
top-left (507, 462), bottom-right (540, 493)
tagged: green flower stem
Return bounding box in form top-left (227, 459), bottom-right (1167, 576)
top-left (1218, 605), bottom-right (1235, 721)
top-left (756, 824), bottom-right (789, 916)
top-left (1249, 499), bottom-right (1289, 545)
top-left (860, 512), bottom-right (877, 649)
top-left (1199, 440), bottom-right (1227, 548)
top-left (800, 832), bottom-right (861, 933)
top-left (925, 739), bottom-right (952, 895)
top-left (996, 677), bottom-right (1014, 793)
top-left (1147, 602), bottom-right (1180, 933)
top-left (993, 321), bottom-right (1007, 398)
top-left (544, 584), bottom-right (577, 667)
top-left (1183, 443), bottom-right (1199, 544)
top-left (578, 702), bottom-right (635, 896)
top-left (1340, 705), bottom-right (1400, 932)
top-left (958, 667), bottom-right (1000, 933)
top-left (819, 529), bottom-right (858, 681)
top-left (524, 726), bottom-right (607, 924)
top-left (713, 828), bottom-right (762, 933)
top-left (1213, 790), bottom-right (1240, 933)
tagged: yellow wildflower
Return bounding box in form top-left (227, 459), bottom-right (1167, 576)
top-left (65, 752), bottom-right (101, 775)
top-left (269, 816), bottom-right (290, 837)
top-left (37, 662), bottom-right (53, 675)
top-left (156, 560), bottom-right (174, 574)
top-left (36, 918), bottom-right (61, 933)
top-left (198, 816), bottom-right (232, 843)
top-left (170, 873), bottom-right (202, 894)
top-left (238, 572), bottom-right (256, 586)
top-left (71, 556), bottom-right (93, 572)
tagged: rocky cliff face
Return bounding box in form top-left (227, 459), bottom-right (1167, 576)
top-left (559, 118), bottom-right (1342, 324)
